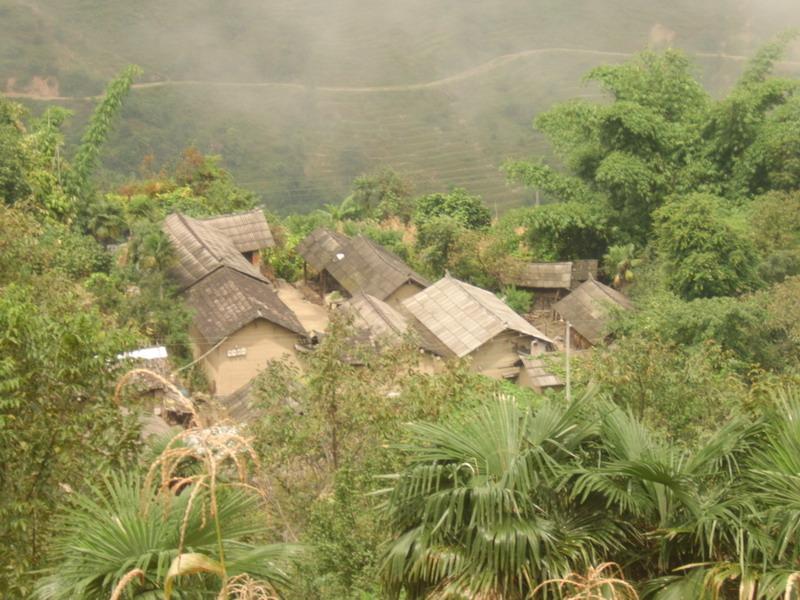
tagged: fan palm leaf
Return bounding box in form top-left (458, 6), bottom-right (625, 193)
top-left (34, 473), bottom-right (298, 599)
top-left (379, 394), bottom-right (621, 599)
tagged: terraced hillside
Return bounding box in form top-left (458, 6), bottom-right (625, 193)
top-left (3, 0), bottom-right (800, 212)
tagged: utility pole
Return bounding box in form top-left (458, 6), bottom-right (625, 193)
top-left (565, 320), bottom-right (571, 402)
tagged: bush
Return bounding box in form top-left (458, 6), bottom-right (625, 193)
top-left (500, 285), bottom-right (533, 314)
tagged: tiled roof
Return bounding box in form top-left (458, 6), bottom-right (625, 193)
top-left (325, 236), bottom-right (429, 300)
top-left (295, 228), bottom-right (349, 272)
top-left (342, 292), bottom-right (409, 339)
top-left (297, 230), bottom-right (429, 300)
top-left (200, 209), bottom-right (275, 252)
top-left (501, 262), bottom-right (573, 289)
top-left (571, 259), bottom-right (599, 287)
top-left (501, 260), bottom-right (600, 290)
top-left (552, 279), bottom-right (633, 345)
top-left (402, 274), bottom-right (553, 358)
top-left (186, 268), bottom-right (305, 344)
top-left (163, 213), bottom-right (267, 289)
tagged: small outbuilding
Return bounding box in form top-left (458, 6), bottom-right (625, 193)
top-left (402, 274), bottom-right (554, 379)
top-left (297, 228), bottom-right (429, 310)
top-left (164, 212), bottom-right (306, 396)
top-left (552, 278), bottom-right (633, 349)
top-left (501, 260), bottom-right (599, 309)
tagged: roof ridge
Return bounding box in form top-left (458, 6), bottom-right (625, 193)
top-left (590, 278), bottom-right (618, 300)
top-left (183, 264), bottom-right (272, 293)
top-left (176, 213), bottom-right (221, 263)
top-left (357, 236), bottom-right (416, 279)
top-left (198, 208), bottom-right (263, 220)
top-left (362, 292), bottom-right (403, 335)
top-left (450, 277), bottom-right (507, 330)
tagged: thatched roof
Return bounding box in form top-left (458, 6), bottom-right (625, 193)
top-left (342, 292), bottom-right (409, 340)
top-left (339, 293), bottom-right (441, 354)
top-left (402, 274), bottom-right (553, 358)
top-left (163, 211), bottom-right (304, 347)
top-left (326, 236), bottom-right (429, 300)
top-left (186, 268), bottom-right (305, 344)
top-left (552, 279), bottom-right (633, 345)
top-left (298, 229), bottom-right (429, 300)
top-left (571, 259), bottom-right (599, 286)
top-left (502, 262), bottom-right (573, 289)
top-left (163, 213), bottom-right (268, 289)
top-left (295, 227), bottom-right (349, 271)
top-left (200, 209), bottom-right (274, 252)
top-left (520, 355), bottom-right (563, 390)
top-left (501, 260), bottom-right (600, 290)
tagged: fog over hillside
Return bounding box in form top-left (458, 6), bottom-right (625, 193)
top-left (3, 0), bottom-right (800, 212)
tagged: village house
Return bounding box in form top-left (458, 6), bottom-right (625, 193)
top-left (296, 228), bottom-right (429, 310)
top-left (402, 274), bottom-right (554, 380)
top-left (552, 278), bottom-right (634, 349)
top-left (337, 292), bottom-right (445, 371)
top-left (340, 292), bottom-right (411, 344)
top-left (501, 259), bottom-right (599, 309)
top-left (197, 209), bottom-right (275, 266)
top-left (164, 212), bottom-right (306, 396)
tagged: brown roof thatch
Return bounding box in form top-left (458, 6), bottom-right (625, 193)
top-left (342, 292), bottom-right (409, 339)
top-left (552, 279), bottom-right (633, 346)
top-left (163, 213), bottom-right (268, 290)
top-left (295, 228), bottom-right (349, 271)
top-left (340, 292), bottom-right (445, 354)
top-left (298, 229), bottom-right (429, 300)
top-left (325, 236), bottom-right (429, 300)
top-left (402, 274), bottom-right (553, 358)
top-left (186, 268), bottom-right (305, 344)
top-left (520, 355), bottom-right (563, 390)
top-left (502, 262), bottom-right (573, 289)
top-left (571, 259), bottom-right (599, 286)
top-left (501, 259), bottom-right (600, 290)
top-left (200, 209), bottom-right (275, 252)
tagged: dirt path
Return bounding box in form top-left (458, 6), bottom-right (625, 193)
top-left (5, 46), bottom-right (800, 101)
top-left (273, 280), bottom-right (329, 334)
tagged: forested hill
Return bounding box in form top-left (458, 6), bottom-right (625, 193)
top-left (3, 0), bottom-right (800, 213)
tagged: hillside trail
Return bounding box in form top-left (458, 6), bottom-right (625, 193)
top-left (5, 45), bottom-right (800, 101)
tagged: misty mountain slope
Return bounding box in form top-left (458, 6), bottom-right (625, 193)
top-left (3, 0), bottom-right (800, 212)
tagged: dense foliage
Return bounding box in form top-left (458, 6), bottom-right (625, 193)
top-left (1, 36), bottom-right (799, 600)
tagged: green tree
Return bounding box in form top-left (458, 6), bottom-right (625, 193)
top-left (521, 50), bottom-right (711, 244)
top-left (413, 187), bottom-right (491, 230)
top-left (705, 31), bottom-right (799, 197)
top-left (654, 193), bottom-right (761, 300)
top-left (0, 282), bottom-right (140, 596)
top-left (508, 36), bottom-right (800, 246)
top-left (172, 147), bottom-right (258, 213)
top-left (68, 65), bottom-right (141, 202)
top-left (351, 168), bottom-right (414, 222)
top-left (748, 190), bottom-right (800, 283)
top-left (414, 215), bottom-right (465, 277)
top-left (0, 99), bottom-right (31, 205)
top-left (503, 201), bottom-right (612, 261)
